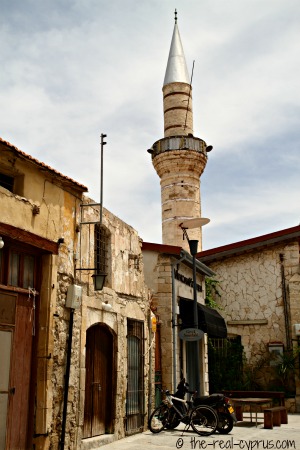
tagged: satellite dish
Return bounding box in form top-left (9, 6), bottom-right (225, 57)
top-left (179, 218), bottom-right (210, 229)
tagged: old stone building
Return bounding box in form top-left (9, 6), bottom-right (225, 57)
top-left (144, 13), bottom-right (227, 398)
top-left (0, 137), bottom-right (151, 450)
top-left (142, 242), bottom-right (222, 397)
top-left (199, 226), bottom-right (300, 410)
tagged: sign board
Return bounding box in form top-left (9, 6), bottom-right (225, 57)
top-left (179, 328), bottom-right (204, 341)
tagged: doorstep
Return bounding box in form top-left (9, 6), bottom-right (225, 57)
top-left (81, 434), bottom-right (116, 449)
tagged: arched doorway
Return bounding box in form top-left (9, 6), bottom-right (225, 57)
top-left (83, 323), bottom-right (116, 438)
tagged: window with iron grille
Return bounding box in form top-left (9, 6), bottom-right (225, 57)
top-left (208, 337), bottom-right (244, 393)
top-left (94, 224), bottom-right (108, 274)
top-left (126, 319), bottom-right (144, 433)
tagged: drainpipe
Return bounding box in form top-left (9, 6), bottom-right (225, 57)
top-left (171, 252), bottom-right (188, 392)
top-left (279, 253), bottom-right (292, 350)
top-left (60, 308), bottom-right (74, 450)
top-left (148, 306), bottom-right (152, 418)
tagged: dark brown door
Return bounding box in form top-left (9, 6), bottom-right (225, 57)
top-left (0, 291), bottom-right (34, 450)
top-left (83, 324), bottom-right (114, 438)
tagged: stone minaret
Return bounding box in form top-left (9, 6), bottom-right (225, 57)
top-left (148, 13), bottom-right (209, 252)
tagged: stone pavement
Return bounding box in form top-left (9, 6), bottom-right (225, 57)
top-left (93, 413), bottom-right (300, 450)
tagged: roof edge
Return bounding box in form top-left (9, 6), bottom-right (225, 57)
top-left (198, 225), bottom-right (300, 262)
top-left (142, 241), bottom-right (215, 277)
top-left (1, 137), bottom-right (88, 192)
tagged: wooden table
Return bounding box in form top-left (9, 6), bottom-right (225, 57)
top-left (231, 398), bottom-right (273, 427)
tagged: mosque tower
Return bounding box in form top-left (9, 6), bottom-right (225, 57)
top-left (148, 11), bottom-right (211, 252)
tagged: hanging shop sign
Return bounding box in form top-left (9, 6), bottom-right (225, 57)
top-left (174, 269), bottom-right (202, 292)
top-left (179, 328), bottom-right (204, 341)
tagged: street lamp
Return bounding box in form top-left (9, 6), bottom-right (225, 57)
top-left (179, 217), bottom-right (210, 395)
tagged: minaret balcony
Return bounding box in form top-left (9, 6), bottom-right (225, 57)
top-left (148, 135), bottom-right (207, 159)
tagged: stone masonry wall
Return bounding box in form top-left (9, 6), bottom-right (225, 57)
top-left (206, 241), bottom-right (300, 392)
top-left (163, 82), bottom-right (193, 137)
top-left (49, 199), bottom-right (151, 450)
top-left (144, 250), bottom-right (209, 395)
top-left (50, 274), bottom-right (81, 450)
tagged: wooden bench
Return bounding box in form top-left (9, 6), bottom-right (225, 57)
top-left (264, 406), bottom-right (288, 429)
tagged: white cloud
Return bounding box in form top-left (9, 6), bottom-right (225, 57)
top-left (1, 0), bottom-right (299, 249)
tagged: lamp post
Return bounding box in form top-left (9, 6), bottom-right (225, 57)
top-left (91, 133), bottom-right (107, 290)
top-left (93, 133), bottom-right (108, 289)
top-left (179, 217), bottom-right (210, 395)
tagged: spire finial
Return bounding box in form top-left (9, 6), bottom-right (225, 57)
top-left (174, 9), bottom-right (177, 24)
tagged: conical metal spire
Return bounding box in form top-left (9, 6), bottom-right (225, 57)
top-left (163, 12), bottom-right (190, 86)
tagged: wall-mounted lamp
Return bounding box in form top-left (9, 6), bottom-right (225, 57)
top-left (92, 272), bottom-right (107, 291)
top-left (0, 237), bottom-right (4, 249)
top-left (102, 301), bottom-right (112, 311)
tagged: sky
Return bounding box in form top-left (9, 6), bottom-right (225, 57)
top-left (1, 0), bottom-right (300, 250)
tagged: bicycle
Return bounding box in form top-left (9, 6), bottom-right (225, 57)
top-left (148, 387), bottom-right (218, 436)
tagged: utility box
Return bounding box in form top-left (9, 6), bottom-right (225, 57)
top-left (66, 285), bottom-right (82, 309)
top-left (294, 324), bottom-right (300, 336)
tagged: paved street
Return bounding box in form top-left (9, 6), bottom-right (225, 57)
top-left (91, 414), bottom-right (300, 450)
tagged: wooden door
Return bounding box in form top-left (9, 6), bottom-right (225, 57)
top-left (83, 324), bottom-right (114, 438)
top-left (0, 291), bottom-right (34, 450)
top-left (0, 328), bottom-right (12, 449)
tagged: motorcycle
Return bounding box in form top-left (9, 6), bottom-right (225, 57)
top-left (194, 393), bottom-right (237, 434)
top-left (167, 379), bottom-right (236, 434)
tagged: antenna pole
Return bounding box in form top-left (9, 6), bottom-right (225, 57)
top-left (184, 60), bottom-right (195, 130)
top-left (100, 134), bottom-right (107, 225)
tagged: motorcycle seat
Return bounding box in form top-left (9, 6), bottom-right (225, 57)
top-left (194, 394), bottom-right (224, 406)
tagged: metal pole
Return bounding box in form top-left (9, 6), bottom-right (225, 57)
top-left (187, 239), bottom-right (201, 396)
top-left (171, 265), bottom-right (177, 393)
top-left (60, 308), bottom-right (74, 450)
top-left (171, 254), bottom-right (187, 392)
top-left (192, 252), bottom-right (200, 396)
top-left (100, 134), bottom-right (107, 226)
top-left (192, 253), bottom-right (198, 328)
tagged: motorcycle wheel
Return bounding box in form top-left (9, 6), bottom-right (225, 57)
top-left (165, 408), bottom-right (180, 429)
top-left (216, 413), bottom-right (234, 434)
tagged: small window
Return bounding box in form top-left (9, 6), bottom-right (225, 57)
top-left (0, 250), bottom-right (3, 284)
top-left (0, 173), bottom-right (14, 193)
top-left (23, 255), bottom-right (35, 288)
top-left (9, 252), bottom-right (20, 286)
top-left (8, 251), bottom-right (36, 289)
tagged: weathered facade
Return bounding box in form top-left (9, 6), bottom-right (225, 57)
top-left (199, 226), bottom-right (300, 410)
top-left (0, 137), bottom-right (151, 450)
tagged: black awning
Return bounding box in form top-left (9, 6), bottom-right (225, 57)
top-left (179, 298), bottom-right (227, 338)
